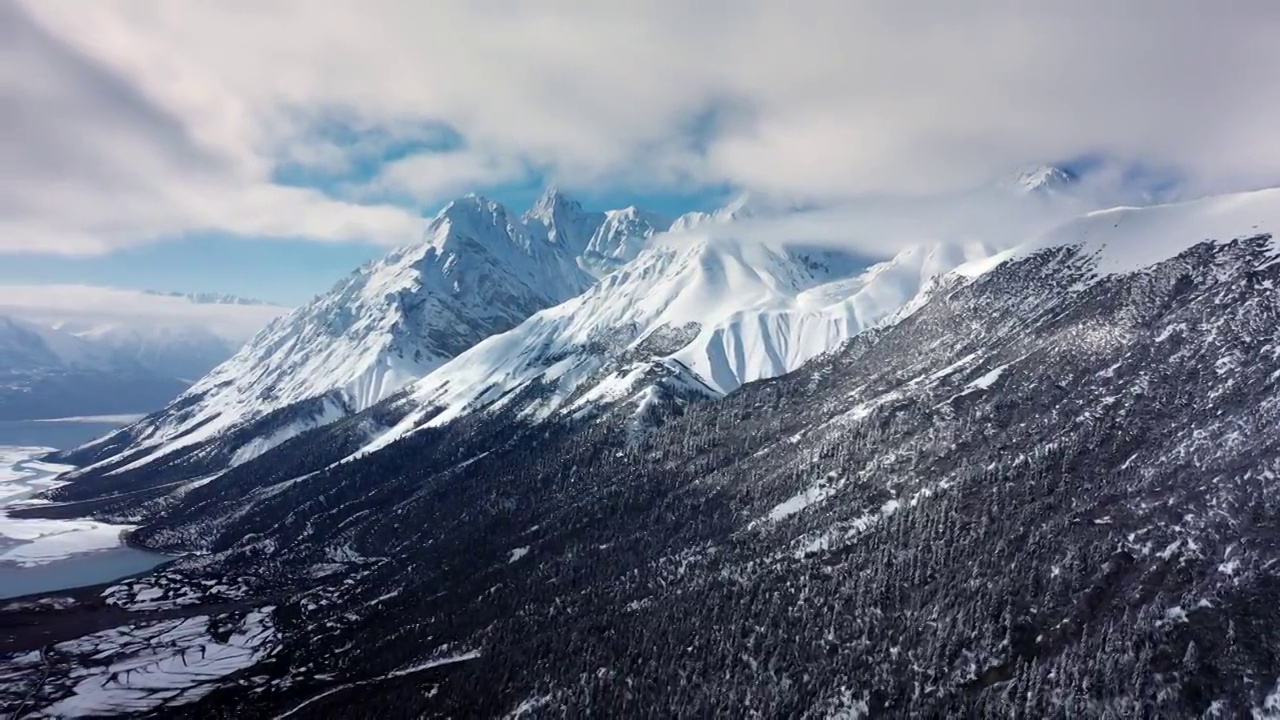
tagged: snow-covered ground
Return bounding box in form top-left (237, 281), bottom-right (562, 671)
top-left (0, 446), bottom-right (138, 568)
top-left (15, 607), bottom-right (278, 717)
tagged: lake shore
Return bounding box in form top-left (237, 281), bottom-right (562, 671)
top-left (0, 425), bottom-right (174, 599)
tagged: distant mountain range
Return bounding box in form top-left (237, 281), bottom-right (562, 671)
top-left (141, 290), bottom-right (277, 307)
top-left (0, 287), bottom-right (286, 420)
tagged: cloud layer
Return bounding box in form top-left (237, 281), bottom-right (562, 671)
top-left (7, 0), bottom-right (1280, 255)
top-left (0, 284), bottom-right (287, 342)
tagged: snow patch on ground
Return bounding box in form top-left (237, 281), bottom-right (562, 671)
top-left (39, 607), bottom-right (276, 717)
top-left (272, 649), bottom-right (481, 719)
top-left (795, 500), bottom-right (901, 559)
top-left (767, 479), bottom-right (842, 523)
top-left (1256, 679), bottom-right (1280, 719)
top-left (0, 516), bottom-right (136, 567)
top-left (386, 650), bottom-right (482, 678)
top-left (967, 361), bottom-right (1013, 390)
top-left (505, 693), bottom-right (553, 718)
top-left (508, 546), bottom-right (530, 563)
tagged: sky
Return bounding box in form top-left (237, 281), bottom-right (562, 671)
top-left (4, 0), bottom-right (1280, 305)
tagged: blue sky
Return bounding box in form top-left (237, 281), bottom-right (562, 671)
top-left (0, 235), bottom-right (378, 306)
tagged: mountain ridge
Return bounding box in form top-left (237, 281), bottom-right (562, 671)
top-left (10, 189), bottom-right (1279, 715)
top-left (56, 190), bottom-right (681, 475)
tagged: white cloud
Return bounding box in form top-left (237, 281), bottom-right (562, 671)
top-left (1, 1), bottom-right (423, 255)
top-left (6, 0), bottom-right (1280, 255)
top-left (363, 150), bottom-right (534, 205)
top-left (0, 285), bottom-right (287, 342)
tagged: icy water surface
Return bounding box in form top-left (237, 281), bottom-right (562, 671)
top-left (0, 419), bottom-right (171, 599)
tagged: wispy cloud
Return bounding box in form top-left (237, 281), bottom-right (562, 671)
top-left (7, 0), bottom-right (1280, 256)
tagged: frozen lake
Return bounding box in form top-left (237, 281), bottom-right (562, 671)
top-left (0, 418), bottom-right (171, 599)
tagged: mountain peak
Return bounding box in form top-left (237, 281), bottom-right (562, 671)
top-left (526, 186), bottom-right (585, 219)
top-left (429, 194), bottom-right (517, 238)
top-left (522, 186), bottom-right (605, 251)
top-left (1010, 164), bottom-right (1078, 195)
top-left (446, 193), bottom-right (507, 214)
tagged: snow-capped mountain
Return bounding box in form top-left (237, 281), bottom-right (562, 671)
top-left (366, 184), bottom-right (1280, 450)
top-left (522, 188), bottom-right (673, 276)
top-left (668, 192), bottom-right (802, 232)
top-left (51, 167), bottom-right (1101, 474)
top-left (522, 186), bottom-right (606, 254)
top-left (364, 236), bottom-right (988, 450)
top-left (67, 191), bottom-right (676, 473)
top-left (14, 183), bottom-right (1280, 718)
top-left (0, 317), bottom-right (187, 421)
top-left (580, 206), bottom-right (673, 275)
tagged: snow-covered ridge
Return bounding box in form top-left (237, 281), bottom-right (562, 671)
top-left (359, 235), bottom-right (990, 452)
top-left (958, 187), bottom-right (1280, 279)
top-left (69, 189), bottom-right (680, 471)
top-left (359, 185), bottom-right (1280, 451)
top-left (67, 177), bottom-right (1279, 482)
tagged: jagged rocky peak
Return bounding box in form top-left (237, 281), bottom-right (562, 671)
top-left (525, 185), bottom-right (587, 219)
top-left (426, 194), bottom-right (530, 248)
top-left (580, 205), bottom-right (673, 274)
top-left (522, 186), bottom-right (606, 252)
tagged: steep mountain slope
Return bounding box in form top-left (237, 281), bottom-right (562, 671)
top-left (7, 188), bottom-right (1279, 717)
top-left (58, 191), bottom-right (670, 476)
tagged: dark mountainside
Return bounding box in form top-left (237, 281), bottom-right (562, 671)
top-left (4, 237), bottom-right (1280, 717)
